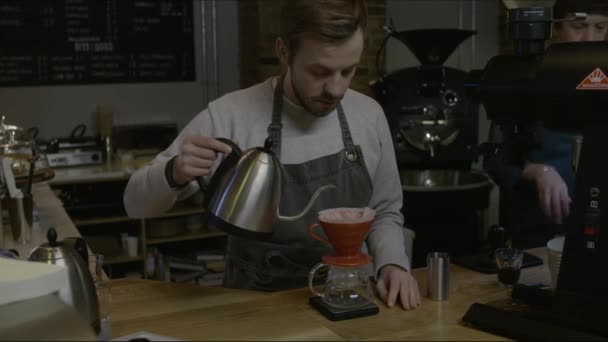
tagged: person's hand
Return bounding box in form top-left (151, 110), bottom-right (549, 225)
top-left (522, 163), bottom-right (571, 224)
top-left (172, 136), bottom-right (232, 185)
top-left (375, 264), bottom-right (421, 310)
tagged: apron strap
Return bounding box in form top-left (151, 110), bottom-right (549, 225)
top-left (267, 75), bottom-right (285, 157)
top-left (336, 103), bottom-right (358, 162)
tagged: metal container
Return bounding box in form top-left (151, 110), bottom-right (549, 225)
top-left (400, 169), bottom-right (491, 192)
top-left (399, 169), bottom-right (492, 216)
top-left (427, 252), bottom-right (450, 301)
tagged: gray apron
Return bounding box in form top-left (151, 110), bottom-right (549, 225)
top-left (223, 76), bottom-right (374, 291)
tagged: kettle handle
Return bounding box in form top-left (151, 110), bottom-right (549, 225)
top-left (308, 262), bottom-right (328, 298)
top-left (197, 137), bottom-right (242, 195)
top-left (63, 236), bottom-right (90, 265)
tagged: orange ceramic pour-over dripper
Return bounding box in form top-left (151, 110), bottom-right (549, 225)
top-left (308, 208), bottom-right (375, 266)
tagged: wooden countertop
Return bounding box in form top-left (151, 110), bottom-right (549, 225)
top-left (110, 248), bottom-right (550, 341)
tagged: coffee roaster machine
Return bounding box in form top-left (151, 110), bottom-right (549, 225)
top-left (372, 28), bottom-right (493, 267)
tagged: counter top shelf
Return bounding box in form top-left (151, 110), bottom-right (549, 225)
top-left (109, 248), bottom-right (551, 341)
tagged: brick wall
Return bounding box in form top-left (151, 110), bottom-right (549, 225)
top-left (498, 1), bottom-right (512, 54)
top-left (237, 0), bottom-right (260, 88)
top-left (238, 0), bottom-right (387, 97)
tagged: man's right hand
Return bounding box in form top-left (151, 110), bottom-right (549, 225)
top-left (172, 136), bottom-right (233, 185)
top-left (522, 162), bottom-right (571, 224)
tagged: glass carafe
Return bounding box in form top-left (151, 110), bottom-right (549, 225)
top-left (308, 261), bottom-right (374, 309)
top-left (89, 254), bottom-right (112, 341)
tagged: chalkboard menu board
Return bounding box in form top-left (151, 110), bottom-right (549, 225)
top-left (0, 0), bottom-right (195, 86)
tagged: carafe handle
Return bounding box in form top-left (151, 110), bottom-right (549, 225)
top-left (308, 223), bottom-right (330, 245)
top-left (308, 262), bottom-right (328, 298)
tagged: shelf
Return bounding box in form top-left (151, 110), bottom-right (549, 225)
top-left (146, 230), bottom-right (226, 245)
top-left (148, 207), bottom-right (205, 219)
top-left (73, 215), bottom-right (137, 227)
top-left (104, 255), bottom-right (144, 265)
top-left (73, 207), bottom-right (205, 227)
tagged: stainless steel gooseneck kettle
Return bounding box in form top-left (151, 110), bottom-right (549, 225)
top-left (28, 227), bottom-right (100, 334)
top-left (198, 137), bottom-right (335, 238)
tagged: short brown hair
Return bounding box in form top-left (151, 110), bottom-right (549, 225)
top-left (554, 0), bottom-right (608, 19)
top-left (280, 0), bottom-right (368, 55)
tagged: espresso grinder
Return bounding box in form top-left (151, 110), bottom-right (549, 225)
top-left (462, 1), bottom-right (608, 339)
top-left (306, 208), bottom-right (379, 321)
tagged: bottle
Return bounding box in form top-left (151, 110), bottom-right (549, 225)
top-left (145, 250), bottom-right (156, 278)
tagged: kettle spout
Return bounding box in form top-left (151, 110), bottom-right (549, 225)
top-left (277, 184), bottom-right (336, 222)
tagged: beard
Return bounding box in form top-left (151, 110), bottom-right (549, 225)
top-left (290, 72), bottom-right (342, 117)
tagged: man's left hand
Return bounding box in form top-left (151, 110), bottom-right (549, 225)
top-left (376, 264), bottom-right (421, 310)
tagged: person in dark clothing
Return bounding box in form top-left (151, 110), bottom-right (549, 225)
top-left (484, 4), bottom-right (608, 249)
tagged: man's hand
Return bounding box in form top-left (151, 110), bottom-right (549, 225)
top-left (376, 264), bottom-right (421, 310)
top-left (172, 136), bottom-right (232, 185)
top-left (523, 163), bottom-right (571, 224)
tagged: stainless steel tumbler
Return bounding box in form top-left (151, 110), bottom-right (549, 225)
top-left (427, 252), bottom-right (450, 301)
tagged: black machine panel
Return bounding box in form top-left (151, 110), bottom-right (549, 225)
top-left (555, 124), bottom-right (607, 318)
top-left (374, 66), bottom-right (479, 169)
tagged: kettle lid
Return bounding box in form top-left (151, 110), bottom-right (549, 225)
top-left (28, 227), bottom-right (66, 261)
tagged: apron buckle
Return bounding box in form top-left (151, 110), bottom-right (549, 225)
top-left (345, 150), bottom-right (358, 162)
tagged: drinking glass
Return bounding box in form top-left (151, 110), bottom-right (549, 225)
top-left (90, 254), bottom-right (112, 341)
top-left (495, 248), bottom-right (523, 287)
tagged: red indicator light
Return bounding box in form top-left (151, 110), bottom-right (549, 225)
top-left (584, 226), bottom-right (596, 236)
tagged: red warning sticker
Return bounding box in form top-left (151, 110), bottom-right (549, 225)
top-left (577, 68), bottom-right (608, 90)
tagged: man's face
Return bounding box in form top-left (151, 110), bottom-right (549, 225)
top-left (282, 29), bottom-right (364, 116)
top-left (553, 14), bottom-right (608, 43)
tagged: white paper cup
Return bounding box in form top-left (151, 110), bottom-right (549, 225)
top-left (126, 236), bottom-right (139, 257)
top-left (547, 236), bottom-right (564, 288)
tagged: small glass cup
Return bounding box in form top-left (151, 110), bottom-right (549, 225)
top-left (89, 254), bottom-right (112, 341)
top-left (495, 248), bottom-right (523, 288)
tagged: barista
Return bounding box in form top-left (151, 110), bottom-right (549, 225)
top-left (124, 0), bottom-right (420, 310)
top-left (484, 2), bottom-right (608, 248)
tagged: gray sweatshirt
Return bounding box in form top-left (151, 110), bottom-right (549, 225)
top-left (123, 77), bottom-right (410, 272)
